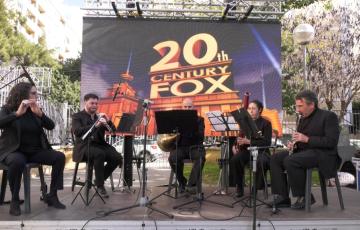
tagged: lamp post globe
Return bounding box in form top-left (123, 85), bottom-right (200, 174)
top-left (293, 23), bottom-right (315, 45)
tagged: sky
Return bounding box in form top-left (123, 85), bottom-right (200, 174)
top-left (61, 0), bottom-right (84, 45)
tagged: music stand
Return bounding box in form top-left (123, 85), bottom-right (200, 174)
top-left (114, 113), bottom-right (138, 193)
top-left (149, 110), bottom-right (198, 200)
top-left (206, 111), bottom-right (239, 196)
top-left (231, 108), bottom-right (270, 230)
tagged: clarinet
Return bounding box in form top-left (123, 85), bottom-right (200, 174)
top-left (289, 113), bottom-right (302, 155)
top-left (97, 113), bottom-right (115, 135)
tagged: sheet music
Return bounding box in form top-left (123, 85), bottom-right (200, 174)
top-left (206, 111), bottom-right (240, 132)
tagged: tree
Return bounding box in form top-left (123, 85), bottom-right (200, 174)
top-left (282, 0), bottom-right (360, 121)
top-left (49, 72), bottom-right (80, 109)
top-left (0, 0), bottom-right (58, 68)
top-left (59, 55), bottom-right (81, 82)
top-left (1, 0), bottom-right (80, 108)
top-left (282, 0), bottom-right (318, 11)
top-left (280, 1), bottom-right (321, 114)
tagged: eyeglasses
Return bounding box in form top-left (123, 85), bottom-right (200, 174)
top-left (183, 106), bottom-right (193, 109)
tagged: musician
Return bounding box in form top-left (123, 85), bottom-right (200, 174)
top-left (0, 82), bottom-right (66, 216)
top-left (168, 98), bottom-right (205, 193)
top-left (72, 93), bottom-right (122, 198)
top-left (230, 100), bottom-right (272, 197)
top-left (270, 90), bottom-right (340, 209)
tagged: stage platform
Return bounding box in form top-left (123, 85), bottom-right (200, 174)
top-left (0, 167), bottom-right (359, 230)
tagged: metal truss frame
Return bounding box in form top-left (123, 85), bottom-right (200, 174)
top-left (83, 0), bottom-right (284, 21)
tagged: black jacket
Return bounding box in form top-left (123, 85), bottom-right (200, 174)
top-left (0, 106), bottom-right (54, 162)
top-left (72, 110), bottom-right (116, 162)
top-left (294, 108), bottom-right (340, 178)
top-left (235, 116), bottom-right (272, 154)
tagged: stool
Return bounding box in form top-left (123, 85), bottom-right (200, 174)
top-left (0, 163), bottom-right (47, 213)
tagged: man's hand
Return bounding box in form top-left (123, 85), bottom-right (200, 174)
top-left (292, 132), bottom-right (309, 143)
top-left (98, 113), bottom-right (109, 121)
top-left (95, 117), bottom-right (108, 128)
top-left (287, 141), bottom-right (295, 151)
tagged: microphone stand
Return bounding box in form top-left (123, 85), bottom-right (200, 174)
top-left (0, 65), bottom-right (35, 90)
top-left (0, 73), bottom-right (27, 90)
top-left (71, 117), bottom-right (106, 206)
top-left (102, 99), bottom-right (173, 218)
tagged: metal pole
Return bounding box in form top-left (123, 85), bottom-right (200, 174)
top-left (303, 45), bottom-right (308, 89)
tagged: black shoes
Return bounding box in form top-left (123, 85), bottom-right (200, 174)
top-left (186, 186), bottom-right (197, 195)
top-left (97, 186), bottom-right (109, 198)
top-left (235, 185), bottom-right (244, 198)
top-left (291, 194), bottom-right (316, 210)
top-left (178, 178), bottom-right (187, 194)
top-left (268, 195), bottom-right (291, 208)
top-left (9, 200), bottom-right (21, 216)
top-left (44, 194), bottom-right (66, 209)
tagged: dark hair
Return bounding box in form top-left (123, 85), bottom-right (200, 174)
top-left (5, 82), bottom-right (34, 111)
top-left (295, 90), bottom-right (318, 108)
top-left (84, 93), bottom-right (99, 101)
top-left (249, 100), bottom-right (264, 114)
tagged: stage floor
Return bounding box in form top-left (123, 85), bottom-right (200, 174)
top-left (0, 167), bottom-right (360, 229)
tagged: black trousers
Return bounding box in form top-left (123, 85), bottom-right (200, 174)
top-left (3, 149), bottom-right (65, 201)
top-left (168, 145), bottom-right (205, 187)
top-left (230, 149), bottom-right (270, 191)
top-left (84, 144), bottom-right (122, 187)
top-left (270, 150), bottom-right (319, 197)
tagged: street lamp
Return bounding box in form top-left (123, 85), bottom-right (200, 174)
top-left (293, 23), bottom-right (315, 89)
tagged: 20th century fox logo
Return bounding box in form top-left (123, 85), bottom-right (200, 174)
top-left (149, 33), bottom-right (234, 98)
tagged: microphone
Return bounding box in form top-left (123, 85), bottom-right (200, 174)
top-left (20, 65), bottom-right (36, 86)
top-left (143, 99), bottom-right (153, 104)
top-left (142, 99), bottom-right (154, 108)
top-left (112, 84), bottom-right (120, 101)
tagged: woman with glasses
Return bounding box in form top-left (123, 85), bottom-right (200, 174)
top-left (0, 82), bottom-right (66, 216)
top-left (230, 100), bottom-right (272, 198)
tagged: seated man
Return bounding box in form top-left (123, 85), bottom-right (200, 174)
top-left (72, 93), bottom-right (123, 198)
top-left (230, 100), bottom-right (272, 197)
top-left (270, 90), bottom-right (340, 209)
top-left (168, 98), bottom-right (205, 193)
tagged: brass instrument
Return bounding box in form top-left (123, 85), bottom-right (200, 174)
top-left (157, 133), bottom-right (178, 152)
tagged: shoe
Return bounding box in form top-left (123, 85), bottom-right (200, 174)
top-left (44, 194), bottom-right (66, 209)
top-left (97, 186), bottom-right (109, 198)
top-left (9, 200), bottom-right (21, 216)
top-left (291, 194), bottom-right (316, 210)
top-left (178, 178), bottom-right (187, 194)
top-left (186, 186), bottom-right (197, 195)
top-left (178, 183), bottom-right (186, 193)
top-left (235, 185), bottom-right (244, 198)
top-left (268, 195), bottom-right (291, 208)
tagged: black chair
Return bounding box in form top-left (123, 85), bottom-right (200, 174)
top-left (166, 159), bottom-right (192, 199)
top-left (304, 145), bottom-right (355, 212)
top-left (71, 162), bottom-right (115, 192)
top-left (0, 162), bottom-right (47, 213)
top-left (70, 132), bottom-right (115, 194)
top-left (305, 168), bottom-right (345, 212)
